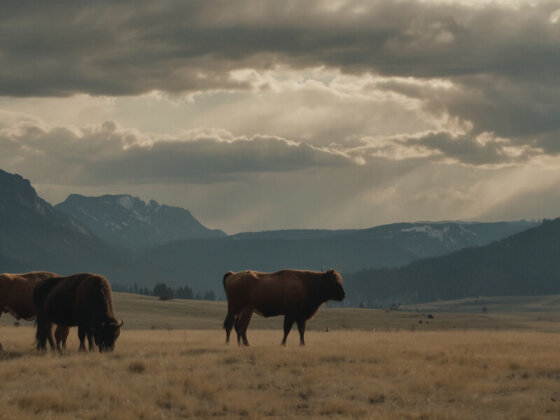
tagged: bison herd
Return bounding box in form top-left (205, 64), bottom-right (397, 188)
top-left (0, 271), bottom-right (122, 353)
top-left (0, 268), bottom-right (345, 353)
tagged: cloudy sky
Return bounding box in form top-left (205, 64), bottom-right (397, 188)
top-left (1, 0), bottom-right (560, 233)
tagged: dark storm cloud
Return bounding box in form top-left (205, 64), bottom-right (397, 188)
top-left (2, 0), bottom-right (560, 168)
top-left (374, 72), bottom-right (560, 157)
top-left (0, 120), bottom-right (359, 185)
top-left (1, 0), bottom-right (558, 96)
top-left (421, 75), bottom-right (560, 139)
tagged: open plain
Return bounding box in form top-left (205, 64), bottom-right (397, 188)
top-left (1, 294), bottom-right (560, 419)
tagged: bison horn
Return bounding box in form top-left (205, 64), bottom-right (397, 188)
top-left (118, 320), bottom-right (124, 328)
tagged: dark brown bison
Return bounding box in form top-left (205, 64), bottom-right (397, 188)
top-left (34, 273), bottom-right (123, 352)
top-left (223, 269), bottom-right (345, 346)
top-left (0, 271), bottom-right (69, 351)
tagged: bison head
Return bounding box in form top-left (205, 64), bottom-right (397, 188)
top-left (323, 269), bottom-right (346, 301)
top-left (94, 319), bottom-right (123, 352)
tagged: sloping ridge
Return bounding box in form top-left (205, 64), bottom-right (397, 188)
top-left (0, 169), bottom-right (123, 274)
top-left (346, 218), bottom-right (560, 305)
top-left (55, 193), bottom-right (226, 250)
top-left (133, 220), bottom-right (535, 293)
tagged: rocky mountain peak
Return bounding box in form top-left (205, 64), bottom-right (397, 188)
top-left (55, 193), bottom-right (225, 250)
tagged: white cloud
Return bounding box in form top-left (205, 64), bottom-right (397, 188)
top-left (0, 119), bottom-right (363, 186)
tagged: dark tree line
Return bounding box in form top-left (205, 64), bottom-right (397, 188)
top-left (112, 281), bottom-right (216, 301)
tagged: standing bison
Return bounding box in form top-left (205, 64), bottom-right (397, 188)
top-left (0, 271), bottom-right (69, 351)
top-left (34, 273), bottom-right (123, 352)
top-left (223, 269), bottom-right (345, 346)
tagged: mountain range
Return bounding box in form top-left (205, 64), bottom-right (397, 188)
top-left (0, 169), bottom-right (122, 274)
top-left (345, 218), bottom-right (560, 306)
top-left (0, 168), bottom-right (550, 303)
top-left (138, 220), bottom-right (537, 295)
top-left (55, 193), bottom-right (225, 250)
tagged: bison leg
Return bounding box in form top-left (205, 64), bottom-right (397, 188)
top-left (36, 319), bottom-right (54, 351)
top-left (78, 326), bottom-right (87, 351)
top-left (223, 313), bottom-right (236, 344)
top-left (47, 327), bottom-right (55, 350)
top-left (87, 330), bottom-right (95, 351)
top-left (296, 319), bottom-right (307, 346)
top-left (236, 308), bottom-right (252, 346)
top-left (281, 316), bottom-right (295, 346)
top-left (234, 319), bottom-right (241, 345)
top-left (55, 326), bottom-right (69, 352)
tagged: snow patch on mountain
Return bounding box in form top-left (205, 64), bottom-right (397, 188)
top-left (402, 225), bottom-right (445, 241)
top-left (401, 224), bottom-right (477, 243)
top-left (55, 193), bottom-right (226, 250)
top-left (117, 195), bottom-right (134, 210)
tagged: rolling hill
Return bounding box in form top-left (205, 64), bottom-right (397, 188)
top-left (345, 218), bottom-right (560, 306)
top-left (132, 220), bottom-right (536, 294)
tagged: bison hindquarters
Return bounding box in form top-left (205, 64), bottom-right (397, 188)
top-left (223, 307), bottom-right (252, 346)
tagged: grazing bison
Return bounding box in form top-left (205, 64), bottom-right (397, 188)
top-left (0, 272), bottom-right (69, 351)
top-left (34, 273), bottom-right (123, 352)
top-left (223, 269), bottom-right (345, 346)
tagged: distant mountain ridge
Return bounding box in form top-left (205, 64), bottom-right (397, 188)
top-left (231, 229), bottom-right (358, 240)
top-left (138, 220), bottom-right (537, 294)
top-left (55, 194), bottom-right (226, 250)
top-left (0, 169), bottom-right (122, 274)
top-left (0, 168), bottom-right (544, 304)
top-left (352, 221), bottom-right (537, 259)
top-left (345, 218), bottom-right (560, 306)
top-left (233, 221), bottom-right (536, 259)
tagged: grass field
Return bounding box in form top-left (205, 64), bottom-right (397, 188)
top-left (4, 293), bottom-right (560, 332)
top-left (1, 293), bottom-right (560, 418)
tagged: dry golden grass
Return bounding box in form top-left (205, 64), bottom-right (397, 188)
top-left (1, 326), bottom-right (560, 419)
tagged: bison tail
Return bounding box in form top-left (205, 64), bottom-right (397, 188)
top-left (222, 271), bottom-right (234, 288)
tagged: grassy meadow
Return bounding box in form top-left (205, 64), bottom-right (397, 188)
top-left (1, 293), bottom-right (560, 419)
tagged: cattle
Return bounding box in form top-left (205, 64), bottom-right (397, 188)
top-left (34, 273), bottom-right (123, 352)
top-left (223, 269), bottom-right (346, 346)
top-left (0, 271), bottom-right (69, 351)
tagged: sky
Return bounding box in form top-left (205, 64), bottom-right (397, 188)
top-left (1, 0), bottom-right (560, 234)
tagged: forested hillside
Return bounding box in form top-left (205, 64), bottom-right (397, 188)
top-left (345, 219), bottom-right (560, 306)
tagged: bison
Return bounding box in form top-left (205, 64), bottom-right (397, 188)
top-left (223, 269), bottom-right (345, 346)
top-left (34, 273), bottom-right (123, 352)
top-left (0, 271), bottom-right (69, 351)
